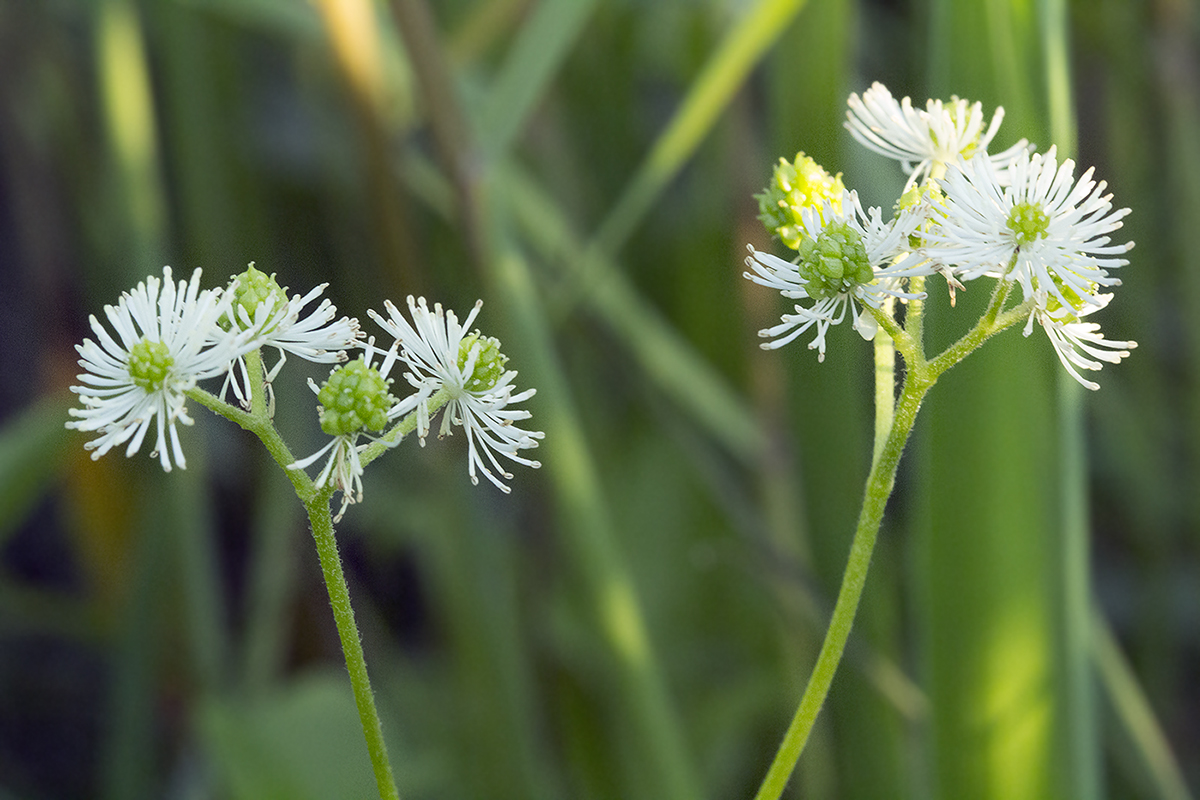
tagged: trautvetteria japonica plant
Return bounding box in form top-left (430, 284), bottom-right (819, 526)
top-left (746, 82), bottom-right (1134, 800)
top-left (66, 263), bottom-right (542, 800)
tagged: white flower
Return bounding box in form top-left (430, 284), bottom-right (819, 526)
top-left (369, 296), bottom-right (543, 493)
top-left (743, 191), bottom-right (932, 360)
top-left (221, 264), bottom-right (360, 408)
top-left (1024, 293), bottom-right (1136, 391)
top-left (67, 267), bottom-right (247, 471)
top-left (845, 82), bottom-right (1029, 189)
top-left (923, 146), bottom-right (1133, 311)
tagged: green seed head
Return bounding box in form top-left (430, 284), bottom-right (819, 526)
top-left (459, 333), bottom-right (507, 392)
top-left (128, 339), bottom-right (174, 392)
top-left (316, 357), bottom-right (395, 436)
top-left (225, 262), bottom-right (289, 330)
top-left (796, 221), bottom-right (873, 301)
top-left (1006, 202), bottom-right (1051, 246)
top-left (755, 153), bottom-right (845, 250)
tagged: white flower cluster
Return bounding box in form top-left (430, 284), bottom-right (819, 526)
top-left (746, 81), bottom-right (1135, 389)
top-left (67, 266), bottom-right (542, 510)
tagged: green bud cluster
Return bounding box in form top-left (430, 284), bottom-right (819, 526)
top-left (1006, 201), bottom-right (1050, 246)
top-left (225, 263), bottom-right (289, 330)
top-left (459, 333), bottom-right (507, 392)
top-left (755, 153), bottom-right (846, 250)
top-left (316, 357), bottom-right (395, 436)
top-left (128, 339), bottom-right (173, 391)
top-left (795, 221), bottom-right (873, 301)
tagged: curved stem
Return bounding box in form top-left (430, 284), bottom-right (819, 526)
top-left (753, 370), bottom-right (931, 800)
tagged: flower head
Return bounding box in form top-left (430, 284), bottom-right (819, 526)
top-left (845, 82), bottom-right (1029, 189)
top-left (221, 263), bottom-right (360, 408)
top-left (744, 191), bottom-right (933, 359)
top-left (67, 267), bottom-right (247, 471)
top-left (288, 346), bottom-right (403, 521)
top-left (369, 296), bottom-right (543, 493)
top-left (923, 146), bottom-right (1133, 311)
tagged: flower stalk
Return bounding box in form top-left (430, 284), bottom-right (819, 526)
top-left (304, 487), bottom-right (400, 800)
top-left (187, 350), bottom-right (460, 800)
top-left (752, 273), bottom-right (1039, 799)
top-left (754, 358), bottom-right (930, 800)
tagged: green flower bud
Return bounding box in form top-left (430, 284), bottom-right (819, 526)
top-left (459, 333), bottom-right (507, 392)
top-left (128, 339), bottom-right (173, 391)
top-left (1007, 201), bottom-right (1051, 246)
top-left (796, 221), bottom-right (873, 301)
top-left (755, 153), bottom-right (846, 249)
top-left (316, 357), bottom-right (395, 436)
top-left (225, 262), bottom-right (289, 330)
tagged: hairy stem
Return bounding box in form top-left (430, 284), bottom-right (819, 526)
top-left (305, 493), bottom-right (400, 800)
top-left (753, 368), bottom-right (931, 800)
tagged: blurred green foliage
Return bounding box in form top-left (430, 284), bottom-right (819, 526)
top-left (0, 0), bottom-right (1196, 798)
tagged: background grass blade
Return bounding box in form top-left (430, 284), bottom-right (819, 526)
top-left (591, 0), bottom-right (809, 255)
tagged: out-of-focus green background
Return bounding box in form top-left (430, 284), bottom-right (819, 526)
top-left (0, 0), bottom-right (1196, 798)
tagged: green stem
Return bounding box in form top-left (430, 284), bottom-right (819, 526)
top-left (753, 368), bottom-right (932, 800)
top-left (359, 387), bottom-right (453, 467)
top-left (872, 297), bottom-right (896, 466)
top-left (304, 491), bottom-right (401, 800)
top-left (754, 270), bottom-right (1035, 799)
top-left (926, 278), bottom-right (1030, 377)
top-left (187, 357), bottom-right (420, 800)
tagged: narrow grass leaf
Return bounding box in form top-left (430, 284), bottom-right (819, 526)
top-left (592, 0), bottom-right (808, 254)
top-left (479, 0), bottom-right (597, 161)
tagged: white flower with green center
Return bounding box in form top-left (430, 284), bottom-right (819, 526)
top-left (923, 145), bottom-right (1133, 311)
top-left (288, 347), bottom-right (409, 520)
top-left (1024, 292), bottom-right (1136, 390)
top-left (369, 296), bottom-right (543, 493)
top-left (67, 267), bottom-right (247, 471)
top-left (845, 82), bottom-right (1029, 190)
top-left (744, 191), bottom-right (933, 360)
top-left (220, 263), bottom-right (360, 408)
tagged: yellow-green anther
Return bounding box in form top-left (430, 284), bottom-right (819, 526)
top-left (796, 221), bottom-right (872, 301)
top-left (459, 333), bottom-right (507, 392)
top-left (128, 339), bottom-right (173, 391)
top-left (1007, 201), bottom-right (1051, 246)
top-left (755, 153), bottom-right (846, 250)
top-left (316, 357), bottom-right (395, 436)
